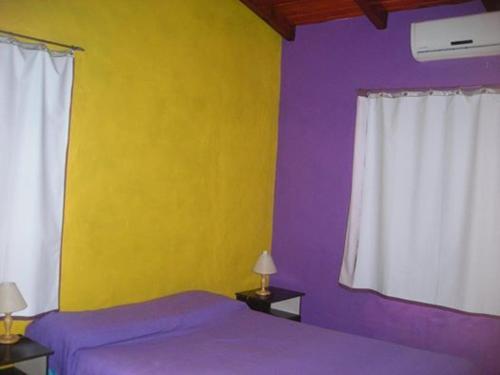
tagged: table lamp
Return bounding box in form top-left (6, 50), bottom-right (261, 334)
top-left (253, 250), bottom-right (277, 297)
top-left (0, 282), bottom-right (27, 344)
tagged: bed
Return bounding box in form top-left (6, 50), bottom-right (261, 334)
top-left (26, 291), bottom-right (480, 375)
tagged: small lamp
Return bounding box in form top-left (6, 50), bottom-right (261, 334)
top-left (0, 282), bottom-right (27, 344)
top-left (253, 250), bottom-right (277, 297)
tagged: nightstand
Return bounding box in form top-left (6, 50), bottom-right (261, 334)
top-left (236, 286), bottom-right (305, 322)
top-left (0, 336), bottom-right (53, 375)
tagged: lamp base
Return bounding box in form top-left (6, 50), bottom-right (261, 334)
top-left (1, 313), bottom-right (20, 344)
top-left (256, 274), bottom-right (271, 297)
top-left (255, 288), bottom-right (271, 297)
top-left (255, 290), bottom-right (271, 297)
top-left (0, 334), bottom-right (21, 345)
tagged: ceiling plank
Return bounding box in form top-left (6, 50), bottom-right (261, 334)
top-left (353, 0), bottom-right (388, 29)
top-left (240, 0), bottom-right (296, 41)
top-left (481, 0), bottom-right (500, 11)
top-left (276, 1), bottom-right (362, 22)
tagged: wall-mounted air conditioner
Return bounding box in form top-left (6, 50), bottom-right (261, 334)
top-left (411, 11), bottom-right (500, 62)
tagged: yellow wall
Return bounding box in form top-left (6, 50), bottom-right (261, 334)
top-left (0, 0), bottom-right (281, 330)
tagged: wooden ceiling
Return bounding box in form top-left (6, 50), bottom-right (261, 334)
top-left (240, 0), bottom-right (500, 41)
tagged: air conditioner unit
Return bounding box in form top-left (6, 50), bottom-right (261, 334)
top-left (411, 11), bottom-right (500, 62)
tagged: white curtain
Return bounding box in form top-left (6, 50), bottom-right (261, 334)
top-left (0, 38), bottom-right (73, 316)
top-left (340, 88), bottom-right (500, 316)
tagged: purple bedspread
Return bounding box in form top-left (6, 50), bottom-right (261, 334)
top-left (27, 291), bottom-right (481, 375)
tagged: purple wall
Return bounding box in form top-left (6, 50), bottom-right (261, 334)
top-left (272, 1), bottom-right (500, 373)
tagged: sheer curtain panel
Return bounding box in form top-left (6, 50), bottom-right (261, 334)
top-left (0, 38), bottom-right (73, 316)
top-left (340, 88), bottom-right (500, 316)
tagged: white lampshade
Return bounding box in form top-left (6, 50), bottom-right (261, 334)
top-left (253, 250), bottom-right (277, 275)
top-left (0, 282), bottom-right (27, 314)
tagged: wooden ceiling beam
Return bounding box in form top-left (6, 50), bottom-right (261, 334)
top-left (481, 0), bottom-right (500, 11)
top-left (240, 0), bottom-right (296, 41)
top-left (353, 0), bottom-right (388, 29)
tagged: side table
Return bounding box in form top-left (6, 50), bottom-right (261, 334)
top-left (0, 336), bottom-right (53, 375)
top-left (236, 286), bottom-right (305, 321)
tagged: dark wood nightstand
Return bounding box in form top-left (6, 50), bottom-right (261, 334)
top-left (236, 286), bottom-right (305, 322)
top-left (0, 336), bottom-right (53, 375)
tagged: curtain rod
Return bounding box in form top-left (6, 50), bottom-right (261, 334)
top-left (357, 85), bottom-right (500, 97)
top-left (0, 29), bottom-right (84, 52)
